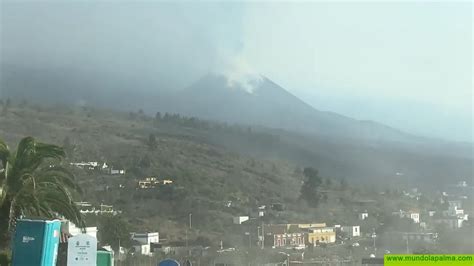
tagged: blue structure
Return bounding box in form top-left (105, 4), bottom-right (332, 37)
top-left (11, 219), bottom-right (62, 266)
top-left (159, 259), bottom-right (180, 266)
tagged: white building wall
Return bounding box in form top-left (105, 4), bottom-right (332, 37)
top-left (233, 216), bottom-right (249, 224)
top-left (131, 232), bottom-right (159, 245)
top-left (341, 226), bottom-right (360, 237)
top-left (410, 213), bottom-right (420, 223)
top-left (62, 220), bottom-right (98, 238)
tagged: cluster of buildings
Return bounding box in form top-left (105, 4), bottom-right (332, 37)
top-left (431, 199), bottom-right (470, 230)
top-left (129, 232), bottom-right (208, 258)
top-left (75, 201), bottom-right (121, 215)
top-left (392, 209), bottom-right (420, 224)
top-left (70, 161), bottom-right (126, 175)
top-left (60, 219), bottom-right (193, 258)
top-left (402, 188), bottom-right (422, 200)
top-left (432, 180), bottom-right (472, 230)
top-left (130, 232), bottom-right (160, 255)
top-left (232, 221), bottom-right (361, 250)
top-left (137, 177), bottom-right (174, 189)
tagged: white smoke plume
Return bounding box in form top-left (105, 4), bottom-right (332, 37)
top-left (212, 49), bottom-right (263, 94)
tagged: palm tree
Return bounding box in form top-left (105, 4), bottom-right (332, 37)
top-left (0, 137), bottom-right (84, 248)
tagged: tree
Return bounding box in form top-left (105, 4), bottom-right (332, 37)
top-left (155, 112), bottom-right (162, 121)
top-left (147, 133), bottom-right (157, 151)
top-left (300, 167), bottom-right (323, 206)
top-left (163, 113), bottom-right (171, 121)
top-left (0, 137), bottom-right (83, 248)
top-left (98, 215), bottom-right (131, 251)
top-left (139, 154), bottom-right (152, 168)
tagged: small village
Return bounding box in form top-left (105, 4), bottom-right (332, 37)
top-left (1, 1), bottom-right (473, 265)
top-left (2, 135), bottom-right (472, 266)
top-left (57, 160), bottom-right (473, 265)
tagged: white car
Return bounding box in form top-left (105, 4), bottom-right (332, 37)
top-left (352, 242), bottom-right (360, 247)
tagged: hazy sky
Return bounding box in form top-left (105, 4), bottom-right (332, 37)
top-left (1, 1), bottom-right (472, 141)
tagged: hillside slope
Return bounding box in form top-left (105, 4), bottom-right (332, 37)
top-left (172, 74), bottom-right (419, 143)
top-left (0, 104), bottom-right (472, 240)
top-left (1, 65), bottom-right (432, 144)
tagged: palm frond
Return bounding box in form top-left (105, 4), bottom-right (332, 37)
top-left (12, 137), bottom-right (65, 179)
top-left (37, 183), bottom-right (84, 227)
top-left (0, 139), bottom-right (9, 182)
top-left (0, 139), bottom-right (9, 164)
top-left (1, 136), bottom-right (84, 233)
top-left (36, 165), bottom-right (82, 193)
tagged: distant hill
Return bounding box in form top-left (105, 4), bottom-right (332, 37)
top-left (1, 64), bottom-right (472, 163)
top-left (170, 74), bottom-right (422, 143)
top-left (1, 65), bottom-right (427, 144)
top-left (0, 98), bottom-right (471, 188)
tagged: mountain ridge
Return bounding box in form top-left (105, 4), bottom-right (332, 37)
top-left (170, 73), bottom-right (424, 144)
top-left (0, 64), bottom-right (460, 144)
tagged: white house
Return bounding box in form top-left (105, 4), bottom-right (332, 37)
top-left (131, 232), bottom-right (159, 245)
top-left (61, 220), bottom-right (98, 238)
top-left (448, 200), bottom-right (462, 209)
top-left (132, 242), bottom-right (152, 256)
top-left (130, 232), bottom-right (159, 256)
top-left (393, 210), bottom-right (420, 223)
top-left (340, 226), bottom-right (361, 237)
top-left (70, 161), bottom-right (99, 170)
top-left (409, 212), bottom-right (420, 223)
top-left (233, 216), bottom-right (250, 225)
top-left (358, 212), bottom-right (369, 220)
top-left (76, 202), bottom-right (118, 215)
top-left (110, 169), bottom-right (126, 175)
top-left (444, 207), bottom-right (464, 217)
top-left (438, 200), bottom-right (469, 229)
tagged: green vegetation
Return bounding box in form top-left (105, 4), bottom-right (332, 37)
top-left (0, 136), bottom-right (83, 249)
top-left (97, 215), bottom-right (132, 251)
top-left (300, 167), bottom-right (323, 206)
top-left (0, 103), bottom-right (471, 255)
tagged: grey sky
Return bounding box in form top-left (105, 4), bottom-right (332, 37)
top-left (238, 2), bottom-right (472, 142)
top-left (1, 1), bottom-right (472, 141)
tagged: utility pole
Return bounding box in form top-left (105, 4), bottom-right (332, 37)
top-left (189, 213), bottom-right (192, 229)
top-left (117, 238), bottom-right (121, 266)
top-left (245, 232), bottom-right (251, 249)
top-left (372, 229), bottom-right (377, 257)
top-left (406, 234), bottom-right (409, 254)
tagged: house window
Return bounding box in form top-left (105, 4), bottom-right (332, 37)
top-left (276, 239), bottom-right (281, 247)
top-left (282, 238), bottom-right (286, 246)
top-left (355, 227), bottom-right (358, 232)
top-left (298, 237), bottom-right (301, 244)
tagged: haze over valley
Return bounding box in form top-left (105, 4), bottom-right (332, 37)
top-left (0, 1), bottom-right (472, 264)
